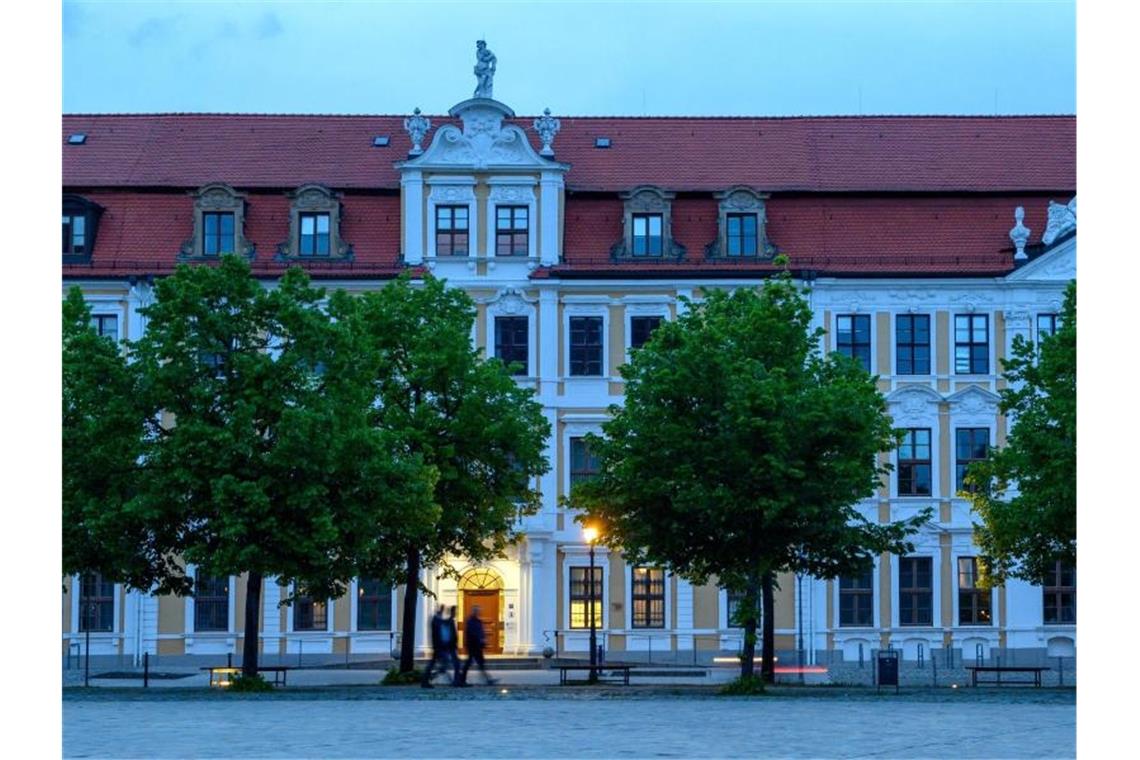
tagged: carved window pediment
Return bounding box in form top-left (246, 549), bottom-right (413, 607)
top-left (63, 194), bottom-right (104, 263)
top-left (276, 184), bottom-right (353, 262)
top-left (705, 186), bottom-right (776, 260)
top-left (610, 186), bottom-right (686, 262)
top-left (179, 183), bottom-right (254, 261)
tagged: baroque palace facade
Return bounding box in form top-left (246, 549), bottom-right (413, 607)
top-left (62, 68), bottom-right (1076, 668)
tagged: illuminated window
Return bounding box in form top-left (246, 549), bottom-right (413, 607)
top-left (957, 558), bottom-right (992, 626)
top-left (293, 595), bottom-right (327, 631)
top-left (569, 566), bottom-right (603, 629)
top-left (631, 567), bottom-right (665, 628)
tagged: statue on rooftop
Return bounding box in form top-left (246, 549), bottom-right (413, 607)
top-left (473, 40), bottom-right (496, 99)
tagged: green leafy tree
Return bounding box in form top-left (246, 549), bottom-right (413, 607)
top-left (129, 257), bottom-right (434, 677)
top-left (334, 275), bottom-right (551, 673)
top-left (63, 289), bottom-right (185, 591)
top-left (968, 281), bottom-right (1076, 585)
top-left (573, 269), bottom-right (929, 682)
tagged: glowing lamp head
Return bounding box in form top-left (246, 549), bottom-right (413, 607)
top-left (582, 526), bottom-right (599, 544)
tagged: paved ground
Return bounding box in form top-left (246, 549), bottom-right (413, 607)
top-left (64, 687), bottom-right (1075, 759)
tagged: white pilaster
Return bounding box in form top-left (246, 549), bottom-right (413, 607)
top-left (401, 170), bottom-right (425, 265)
top-left (540, 171), bottom-right (563, 266)
top-left (676, 577), bottom-right (694, 650)
top-left (262, 578), bottom-right (281, 653)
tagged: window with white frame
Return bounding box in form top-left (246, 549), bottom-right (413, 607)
top-left (957, 557), bottom-right (992, 626)
top-left (356, 578), bottom-right (392, 631)
top-left (839, 569), bottom-right (874, 627)
top-left (629, 315), bottom-right (663, 350)
top-left (895, 314), bottom-right (930, 375)
top-left (79, 573), bottom-right (115, 632)
top-left (954, 314), bottom-right (989, 374)
top-left (293, 594), bottom-right (328, 631)
top-left (194, 573), bottom-right (230, 632)
top-left (726, 589), bottom-right (759, 628)
top-left (569, 316), bottom-right (604, 376)
top-left (955, 428), bottom-right (990, 494)
top-left (89, 314), bottom-right (119, 342)
top-left (494, 316), bottom-right (529, 376)
top-left (898, 557), bottom-right (933, 626)
top-left (898, 428), bottom-right (932, 497)
top-left (836, 314), bottom-right (871, 371)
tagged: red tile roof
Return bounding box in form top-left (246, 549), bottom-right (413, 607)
top-left (63, 113), bottom-right (1074, 193)
top-left (61, 113), bottom-right (1074, 280)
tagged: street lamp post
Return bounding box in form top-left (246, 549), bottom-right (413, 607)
top-left (583, 526), bottom-right (599, 683)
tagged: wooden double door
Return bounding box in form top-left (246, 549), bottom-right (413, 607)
top-left (459, 590), bottom-right (502, 654)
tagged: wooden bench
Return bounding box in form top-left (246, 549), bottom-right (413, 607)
top-left (965, 666), bottom-right (1049, 687)
top-left (200, 665), bottom-right (292, 687)
top-left (558, 664), bottom-right (632, 686)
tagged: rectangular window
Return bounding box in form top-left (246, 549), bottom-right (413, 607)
top-left (725, 213), bottom-right (758, 256)
top-left (839, 569), bottom-right (875, 627)
top-left (63, 214), bottom-right (86, 255)
top-left (957, 557), bottom-right (992, 626)
top-left (1037, 313), bottom-right (1060, 341)
top-left (954, 314), bottom-right (989, 374)
top-left (194, 574), bottom-right (230, 632)
top-left (1043, 561), bottom-right (1076, 624)
top-left (299, 212), bottom-right (331, 256)
top-left (898, 557), bottom-right (933, 626)
top-left (569, 316), bottom-right (604, 376)
top-left (631, 213), bottom-right (663, 256)
top-left (203, 212), bottom-right (236, 256)
top-left (494, 316), bottom-right (529, 376)
top-left (79, 573), bottom-right (115, 632)
top-left (569, 437), bottom-right (601, 488)
top-left (726, 589), bottom-right (760, 628)
top-left (89, 314), bottom-right (119, 343)
top-left (569, 566), bottom-right (603, 629)
top-left (898, 428), bottom-right (932, 496)
top-left (292, 595), bottom-right (328, 631)
top-left (836, 315), bottom-right (871, 371)
top-left (955, 428), bottom-right (990, 493)
top-left (435, 205), bottom-right (470, 256)
top-left (495, 206), bottom-right (529, 257)
top-left (356, 579), bottom-right (393, 631)
top-left (629, 315), bottom-right (663, 350)
top-left (631, 567), bottom-right (666, 628)
top-left (895, 314), bottom-right (931, 375)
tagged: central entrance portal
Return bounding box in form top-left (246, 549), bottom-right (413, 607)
top-left (458, 568), bottom-right (504, 655)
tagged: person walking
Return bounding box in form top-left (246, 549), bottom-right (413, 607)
top-left (444, 606), bottom-right (461, 685)
top-left (421, 604), bottom-right (447, 688)
top-left (460, 604), bottom-right (497, 686)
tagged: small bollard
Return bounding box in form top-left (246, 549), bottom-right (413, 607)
top-left (227, 652), bottom-right (232, 669)
top-left (143, 652), bottom-right (149, 689)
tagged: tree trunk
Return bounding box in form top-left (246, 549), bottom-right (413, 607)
top-left (399, 548), bottom-right (420, 673)
top-left (739, 574), bottom-right (760, 680)
top-left (241, 571), bottom-right (262, 678)
top-left (761, 570), bottom-right (776, 684)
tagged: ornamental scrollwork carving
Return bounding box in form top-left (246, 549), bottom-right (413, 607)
top-left (403, 107), bottom-right (431, 156)
top-left (178, 183), bottom-right (255, 261)
top-left (610, 186), bottom-right (686, 262)
top-left (1042, 197), bottom-right (1076, 246)
top-left (704, 186), bottom-right (776, 260)
top-left (274, 184), bottom-right (353, 262)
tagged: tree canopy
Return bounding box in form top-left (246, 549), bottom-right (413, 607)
top-left (968, 280), bottom-right (1076, 585)
top-left (572, 270), bottom-right (928, 681)
top-left (331, 275), bottom-right (551, 672)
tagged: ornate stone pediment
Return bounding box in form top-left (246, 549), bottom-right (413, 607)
top-left (886, 386), bottom-right (942, 426)
top-left (1042, 197), bottom-right (1076, 246)
top-left (399, 99), bottom-right (568, 173)
top-left (946, 386), bottom-right (1000, 418)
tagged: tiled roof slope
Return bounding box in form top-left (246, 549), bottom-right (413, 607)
top-left (558, 193), bottom-right (1056, 277)
top-left (63, 113), bottom-right (1075, 193)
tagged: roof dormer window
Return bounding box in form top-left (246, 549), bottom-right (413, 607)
top-left (180, 184), bottom-right (253, 261)
top-left (706, 187), bottom-right (775, 260)
top-left (276, 185), bottom-right (352, 262)
top-left (62, 195), bottom-right (103, 263)
top-left (611, 186), bottom-right (684, 261)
